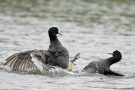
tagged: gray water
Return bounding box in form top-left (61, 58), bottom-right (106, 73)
top-left (0, 0), bottom-right (135, 90)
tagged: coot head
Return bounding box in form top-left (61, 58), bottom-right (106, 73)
top-left (109, 50), bottom-right (122, 60)
top-left (48, 27), bottom-right (62, 41)
top-left (49, 27), bottom-right (61, 35)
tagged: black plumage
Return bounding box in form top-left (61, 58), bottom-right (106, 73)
top-left (83, 50), bottom-right (124, 76)
top-left (4, 27), bottom-right (69, 73)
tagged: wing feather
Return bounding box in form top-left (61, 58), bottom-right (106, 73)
top-left (4, 50), bottom-right (50, 73)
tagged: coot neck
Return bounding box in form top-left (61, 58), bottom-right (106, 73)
top-left (49, 33), bottom-right (62, 46)
top-left (106, 56), bottom-right (121, 65)
top-left (49, 32), bottom-right (58, 42)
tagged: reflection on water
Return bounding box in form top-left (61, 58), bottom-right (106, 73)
top-left (0, 0), bottom-right (135, 90)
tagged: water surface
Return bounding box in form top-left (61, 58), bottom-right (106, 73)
top-left (0, 0), bottom-right (135, 90)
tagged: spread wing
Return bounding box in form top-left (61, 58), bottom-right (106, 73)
top-left (4, 50), bottom-right (50, 73)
